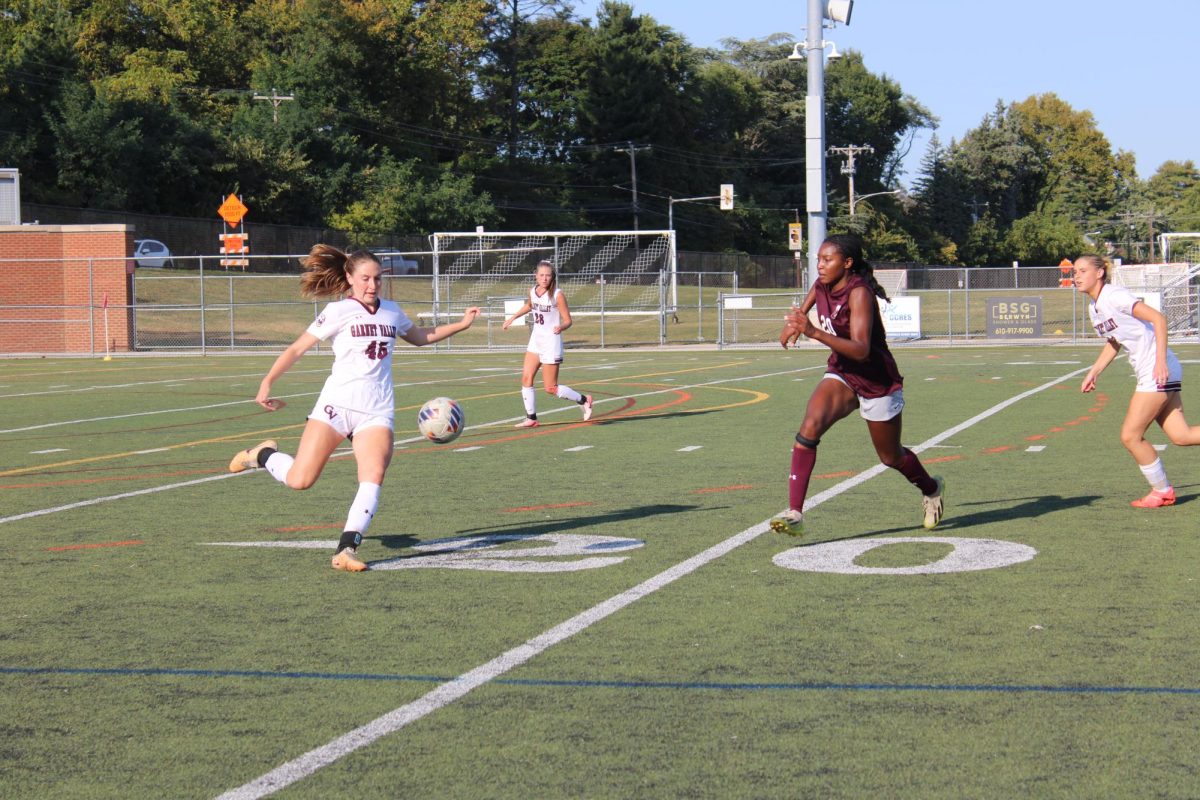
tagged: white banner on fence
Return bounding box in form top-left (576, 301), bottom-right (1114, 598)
top-left (878, 296), bottom-right (921, 340)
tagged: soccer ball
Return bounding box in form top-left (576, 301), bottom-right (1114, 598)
top-left (417, 396), bottom-right (465, 444)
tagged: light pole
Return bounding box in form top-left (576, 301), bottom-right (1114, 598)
top-left (849, 189), bottom-right (902, 216)
top-left (668, 187), bottom-right (734, 310)
top-left (796, 0), bottom-right (854, 286)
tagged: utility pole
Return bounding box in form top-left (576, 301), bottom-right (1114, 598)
top-left (966, 197), bottom-right (989, 224)
top-left (828, 144), bottom-right (873, 215)
top-left (614, 142), bottom-right (651, 233)
top-left (252, 88), bottom-right (295, 124)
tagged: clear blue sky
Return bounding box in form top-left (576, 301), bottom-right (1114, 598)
top-left (571, 0), bottom-right (1198, 186)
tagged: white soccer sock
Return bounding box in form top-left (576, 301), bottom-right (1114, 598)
top-left (1139, 458), bottom-right (1171, 492)
top-left (344, 482), bottom-right (382, 535)
top-left (555, 384), bottom-right (582, 403)
top-left (521, 386), bottom-right (537, 416)
top-left (264, 451), bottom-right (294, 485)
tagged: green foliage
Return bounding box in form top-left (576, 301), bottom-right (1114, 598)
top-left (327, 156), bottom-right (498, 242)
top-left (45, 82), bottom-right (220, 213)
top-left (1004, 210), bottom-right (1087, 265)
top-left (3, 0), bottom-right (1183, 260)
top-left (1146, 160), bottom-right (1200, 233)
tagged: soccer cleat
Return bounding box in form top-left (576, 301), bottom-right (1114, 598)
top-left (922, 476), bottom-right (945, 530)
top-left (331, 547), bottom-right (367, 572)
top-left (514, 418), bottom-right (539, 428)
top-left (770, 509), bottom-right (804, 537)
top-left (228, 440), bottom-right (277, 473)
top-left (582, 395), bottom-right (594, 421)
top-left (1130, 487), bottom-right (1175, 508)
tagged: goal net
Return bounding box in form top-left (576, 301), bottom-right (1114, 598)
top-left (1113, 261), bottom-right (1199, 336)
top-left (429, 230), bottom-right (676, 315)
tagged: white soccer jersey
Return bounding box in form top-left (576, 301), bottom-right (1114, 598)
top-left (525, 286), bottom-right (565, 364)
top-left (306, 298), bottom-right (414, 417)
top-left (1089, 284), bottom-right (1180, 388)
top-left (528, 286), bottom-right (562, 335)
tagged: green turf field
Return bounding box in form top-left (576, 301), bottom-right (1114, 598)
top-left (2, 346), bottom-right (1198, 799)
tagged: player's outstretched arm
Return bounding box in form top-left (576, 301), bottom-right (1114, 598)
top-left (403, 307), bottom-right (480, 346)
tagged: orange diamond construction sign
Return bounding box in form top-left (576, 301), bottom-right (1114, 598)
top-left (218, 194), bottom-right (248, 227)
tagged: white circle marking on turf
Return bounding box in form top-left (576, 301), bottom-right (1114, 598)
top-left (773, 537), bottom-right (1037, 575)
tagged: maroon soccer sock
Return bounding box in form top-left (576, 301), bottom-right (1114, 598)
top-left (895, 448), bottom-right (938, 495)
top-left (788, 445), bottom-right (817, 512)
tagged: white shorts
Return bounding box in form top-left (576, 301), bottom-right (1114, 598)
top-left (1132, 351), bottom-right (1183, 393)
top-left (309, 400), bottom-right (392, 439)
top-left (823, 373), bottom-right (905, 422)
top-left (527, 329), bottom-right (564, 365)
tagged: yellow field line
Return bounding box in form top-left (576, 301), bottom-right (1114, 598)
top-left (5, 360), bottom-right (758, 477)
top-left (0, 423), bottom-right (305, 478)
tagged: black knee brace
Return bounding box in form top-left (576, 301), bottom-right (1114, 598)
top-left (795, 433), bottom-right (820, 448)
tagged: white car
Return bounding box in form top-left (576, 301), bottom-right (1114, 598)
top-left (133, 239), bottom-right (173, 268)
top-left (379, 254), bottom-right (419, 275)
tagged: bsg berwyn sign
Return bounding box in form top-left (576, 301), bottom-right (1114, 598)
top-left (986, 297), bottom-right (1042, 338)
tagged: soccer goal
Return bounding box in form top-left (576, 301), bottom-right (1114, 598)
top-left (429, 229), bottom-right (678, 345)
top-left (1112, 260), bottom-right (1200, 337)
top-left (429, 227), bottom-right (681, 347)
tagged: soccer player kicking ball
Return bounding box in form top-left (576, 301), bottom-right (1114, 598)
top-left (230, 244), bottom-right (479, 571)
top-left (774, 234), bottom-right (943, 537)
top-left (1074, 254), bottom-right (1200, 507)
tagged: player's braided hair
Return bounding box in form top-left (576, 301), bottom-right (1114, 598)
top-left (299, 244), bottom-right (380, 299)
top-left (825, 234), bottom-right (889, 302)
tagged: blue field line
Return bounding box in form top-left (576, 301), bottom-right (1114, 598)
top-left (4, 664), bottom-right (1198, 696)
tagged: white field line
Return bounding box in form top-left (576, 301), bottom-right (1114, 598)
top-left (0, 368), bottom-right (329, 400)
top-left (0, 358), bottom-right (640, 434)
top-left (0, 473), bottom-right (251, 525)
top-left (1, 365), bottom-right (814, 525)
top-left (216, 365), bottom-right (1091, 800)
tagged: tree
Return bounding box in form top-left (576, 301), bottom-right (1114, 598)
top-left (1004, 211), bottom-right (1086, 265)
top-left (824, 51), bottom-right (933, 190)
top-left (947, 101), bottom-right (1039, 228)
top-left (45, 81), bottom-right (220, 213)
top-left (326, 156), bottom-right (498, 242)
top-left (1145, 160), bottom-right (1200, 234)
top-left (1011, 93), bottom-right (1123, 220)
top-left (910, 135), bottom-right (972, 263)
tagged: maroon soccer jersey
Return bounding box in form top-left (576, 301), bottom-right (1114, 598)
top-left (813, 273), bottom-right (904, 398)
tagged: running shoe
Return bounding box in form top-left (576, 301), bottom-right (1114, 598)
top-left (770, 509), bottom-right (804, 537)
top-left (331, 547), bottom-right (367, 572)
top-left (228, 440), bottom-right (277, 473)
top-left (922, 476), bottom-right (945, 530)
top-left (1130, 487), bottom-right (1175, 508)
top-left (582, 395), bottom-right (594, 421)
top-left (514, 418), bottom-right (539, 428)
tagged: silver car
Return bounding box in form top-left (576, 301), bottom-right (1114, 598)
top-left (133, 239), bottom-right (174, 268)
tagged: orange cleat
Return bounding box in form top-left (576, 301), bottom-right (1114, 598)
top-left (331, 548), bottom-right (367, 572)
top-left (228, 440), bottom-right (277, 473)
top-left (1130, 487), bottom-right (1175, 508)
top-left (514, 418), bottom-right (539, 428)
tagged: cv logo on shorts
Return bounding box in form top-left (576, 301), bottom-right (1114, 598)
top-left (324, 404), bottom-right (337, 419)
